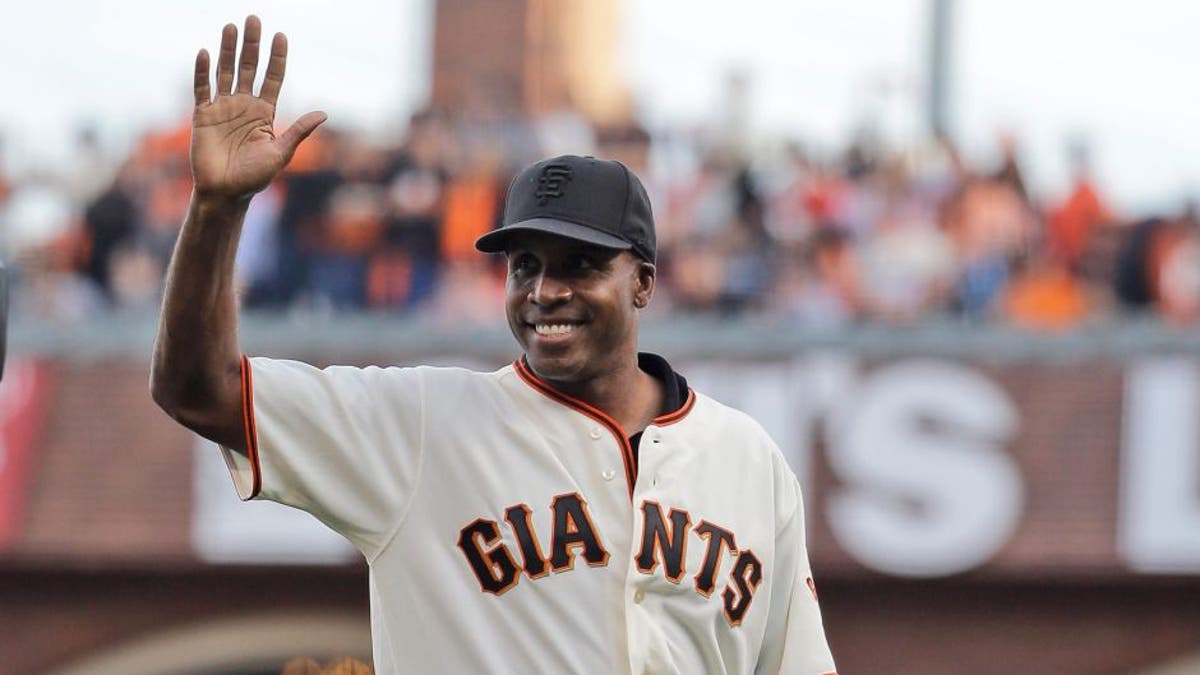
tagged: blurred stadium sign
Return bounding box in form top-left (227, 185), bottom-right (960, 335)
top-left (6, 334), bottom-right (1200, 580)
top-left (688, 353), bottom-right (1200, 578)
top-left (174, 352), bottom-right (1200, 578)
top-left (0, 359), bottom-right (54, 551)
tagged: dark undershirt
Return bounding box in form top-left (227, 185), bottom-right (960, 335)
top-left (630, 352), bottom-right (690, 466)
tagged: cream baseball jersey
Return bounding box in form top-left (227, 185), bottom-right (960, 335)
top-left (220, 353), bottom-right (836, 675)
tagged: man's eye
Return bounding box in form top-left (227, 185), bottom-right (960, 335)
top-left (568, 255), bottom-right (595, 271)
top-left (510, 255), bottom-right (535, 272)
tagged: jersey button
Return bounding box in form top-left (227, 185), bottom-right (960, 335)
top-left (589, 427), bottom-right (603, 440)
top-left (601, 469), bottom-right (615, 481)
top-left (634, 589), bottom-right (645, 604)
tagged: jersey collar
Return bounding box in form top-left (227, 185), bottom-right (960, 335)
top-left (513, 354), bottom-right (696, 499)
top-left (514, 352), bottom-right (695, 425)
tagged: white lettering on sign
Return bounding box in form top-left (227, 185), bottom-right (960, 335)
top-left (1119, 358), bottom-right (1200, 573)
top-left (825, 360), bottom-right (1023, 577)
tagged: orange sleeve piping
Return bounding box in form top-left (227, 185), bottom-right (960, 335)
top-left (239, 354), bottom-right (263, 499)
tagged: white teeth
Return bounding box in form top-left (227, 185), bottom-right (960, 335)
top-left (535, 324), bottom-right (575, 336)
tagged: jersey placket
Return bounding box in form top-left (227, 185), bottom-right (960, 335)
top-left (625, 423), bottom-right (676, 675)
top-left (566, 415), bottom-right (676, 675)
top-left (574, 416), bottom-right (653, 675)
top-left (512, 360), bottom-right (702, 673)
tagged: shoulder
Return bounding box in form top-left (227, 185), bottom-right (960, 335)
top-left (685, 391), bottom-right (779, 449)
top-left (247, 357), bottom-right (514, 397)
top-left (684, 390), bottom-right (803, 526)
top-left (248, 356), bottom-right (512, 378)
top-left (411, 363), bottom-right (519, 400)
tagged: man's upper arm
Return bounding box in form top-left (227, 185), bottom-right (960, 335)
top-left (756, 477), bottom-right (837, 675)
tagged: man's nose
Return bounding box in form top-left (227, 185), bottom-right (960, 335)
top-left (530, 271), bottom-right (572, 306)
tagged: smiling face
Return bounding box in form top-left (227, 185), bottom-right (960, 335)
top-left (505, 231), bottom-right (655, 385)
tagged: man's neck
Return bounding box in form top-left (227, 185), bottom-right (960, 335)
top-left (543, 356), bottom-right (664, 437)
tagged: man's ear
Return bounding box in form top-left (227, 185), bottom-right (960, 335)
top-left (633, 260), bottom-right (655, 308)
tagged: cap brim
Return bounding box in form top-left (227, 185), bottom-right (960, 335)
top-left (475, 218), bottom-right (632, 254)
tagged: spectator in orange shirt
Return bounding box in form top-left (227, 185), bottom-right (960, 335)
top-left (1001, 250), bottom-right (1092, 331)
top-left (1047, 141), bottom-right (1111, 267)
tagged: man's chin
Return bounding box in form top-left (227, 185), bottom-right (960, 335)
top-left (525, 350), bottom-right (586, 384)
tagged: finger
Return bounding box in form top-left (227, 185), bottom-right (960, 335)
top-left (194, 49), bottom-right (211, 106)
top-left (216, 22), bottom-right (237, 95)
top-left (278, 111), bottom-right (328, 160)
top-left (259, 32), bottom-right (287, 105)
top-left (236, 15), bottom-right (262, 94)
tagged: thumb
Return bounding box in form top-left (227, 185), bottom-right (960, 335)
top-left (278, 111), bottom-right (328, 160)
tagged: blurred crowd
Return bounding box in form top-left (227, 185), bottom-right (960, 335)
top-left (2, 109), bottom-right (1198, 330)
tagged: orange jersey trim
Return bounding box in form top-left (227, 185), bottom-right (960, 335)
top-left (512, 359), bottom-right (696, 499)
top-left (514, 359), bottom-right (637, 499)
top-left (652, 388), bottom-right (695, 427)
top-left (239, 354), bottom-right (263, 499)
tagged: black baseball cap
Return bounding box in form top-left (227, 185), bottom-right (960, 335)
top-left (475, 154), bottom-right (656, 262)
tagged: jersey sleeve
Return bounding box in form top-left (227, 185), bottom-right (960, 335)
top-left (219, 355), bottom-right (428, 559)
top-left (755, 475), bottom-right (837, 675)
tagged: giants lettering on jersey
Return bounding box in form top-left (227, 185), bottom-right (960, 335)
top-left (456, 494), bottom-right (762, 627)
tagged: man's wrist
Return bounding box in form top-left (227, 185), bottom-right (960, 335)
top-left (191, 190), bottom-right (253, 217)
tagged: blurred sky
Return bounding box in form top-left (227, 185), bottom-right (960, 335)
top-left (3, 0), bottom-right (1200, 213)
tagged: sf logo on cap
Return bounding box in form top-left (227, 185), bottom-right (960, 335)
top-left (535, 163), bottom-right (572, 205)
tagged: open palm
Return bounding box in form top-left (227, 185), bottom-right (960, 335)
top-left (191, 16), bottom-right (325, 200)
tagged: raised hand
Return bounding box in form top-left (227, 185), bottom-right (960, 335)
top-left (191, 16), bottom-right (326, 201)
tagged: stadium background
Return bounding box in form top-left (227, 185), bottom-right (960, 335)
top-left (3, 1), bottom-right (1200, 673)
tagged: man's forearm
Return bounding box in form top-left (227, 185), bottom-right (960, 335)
top-left (150, 192), bottom-right (251, 450)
